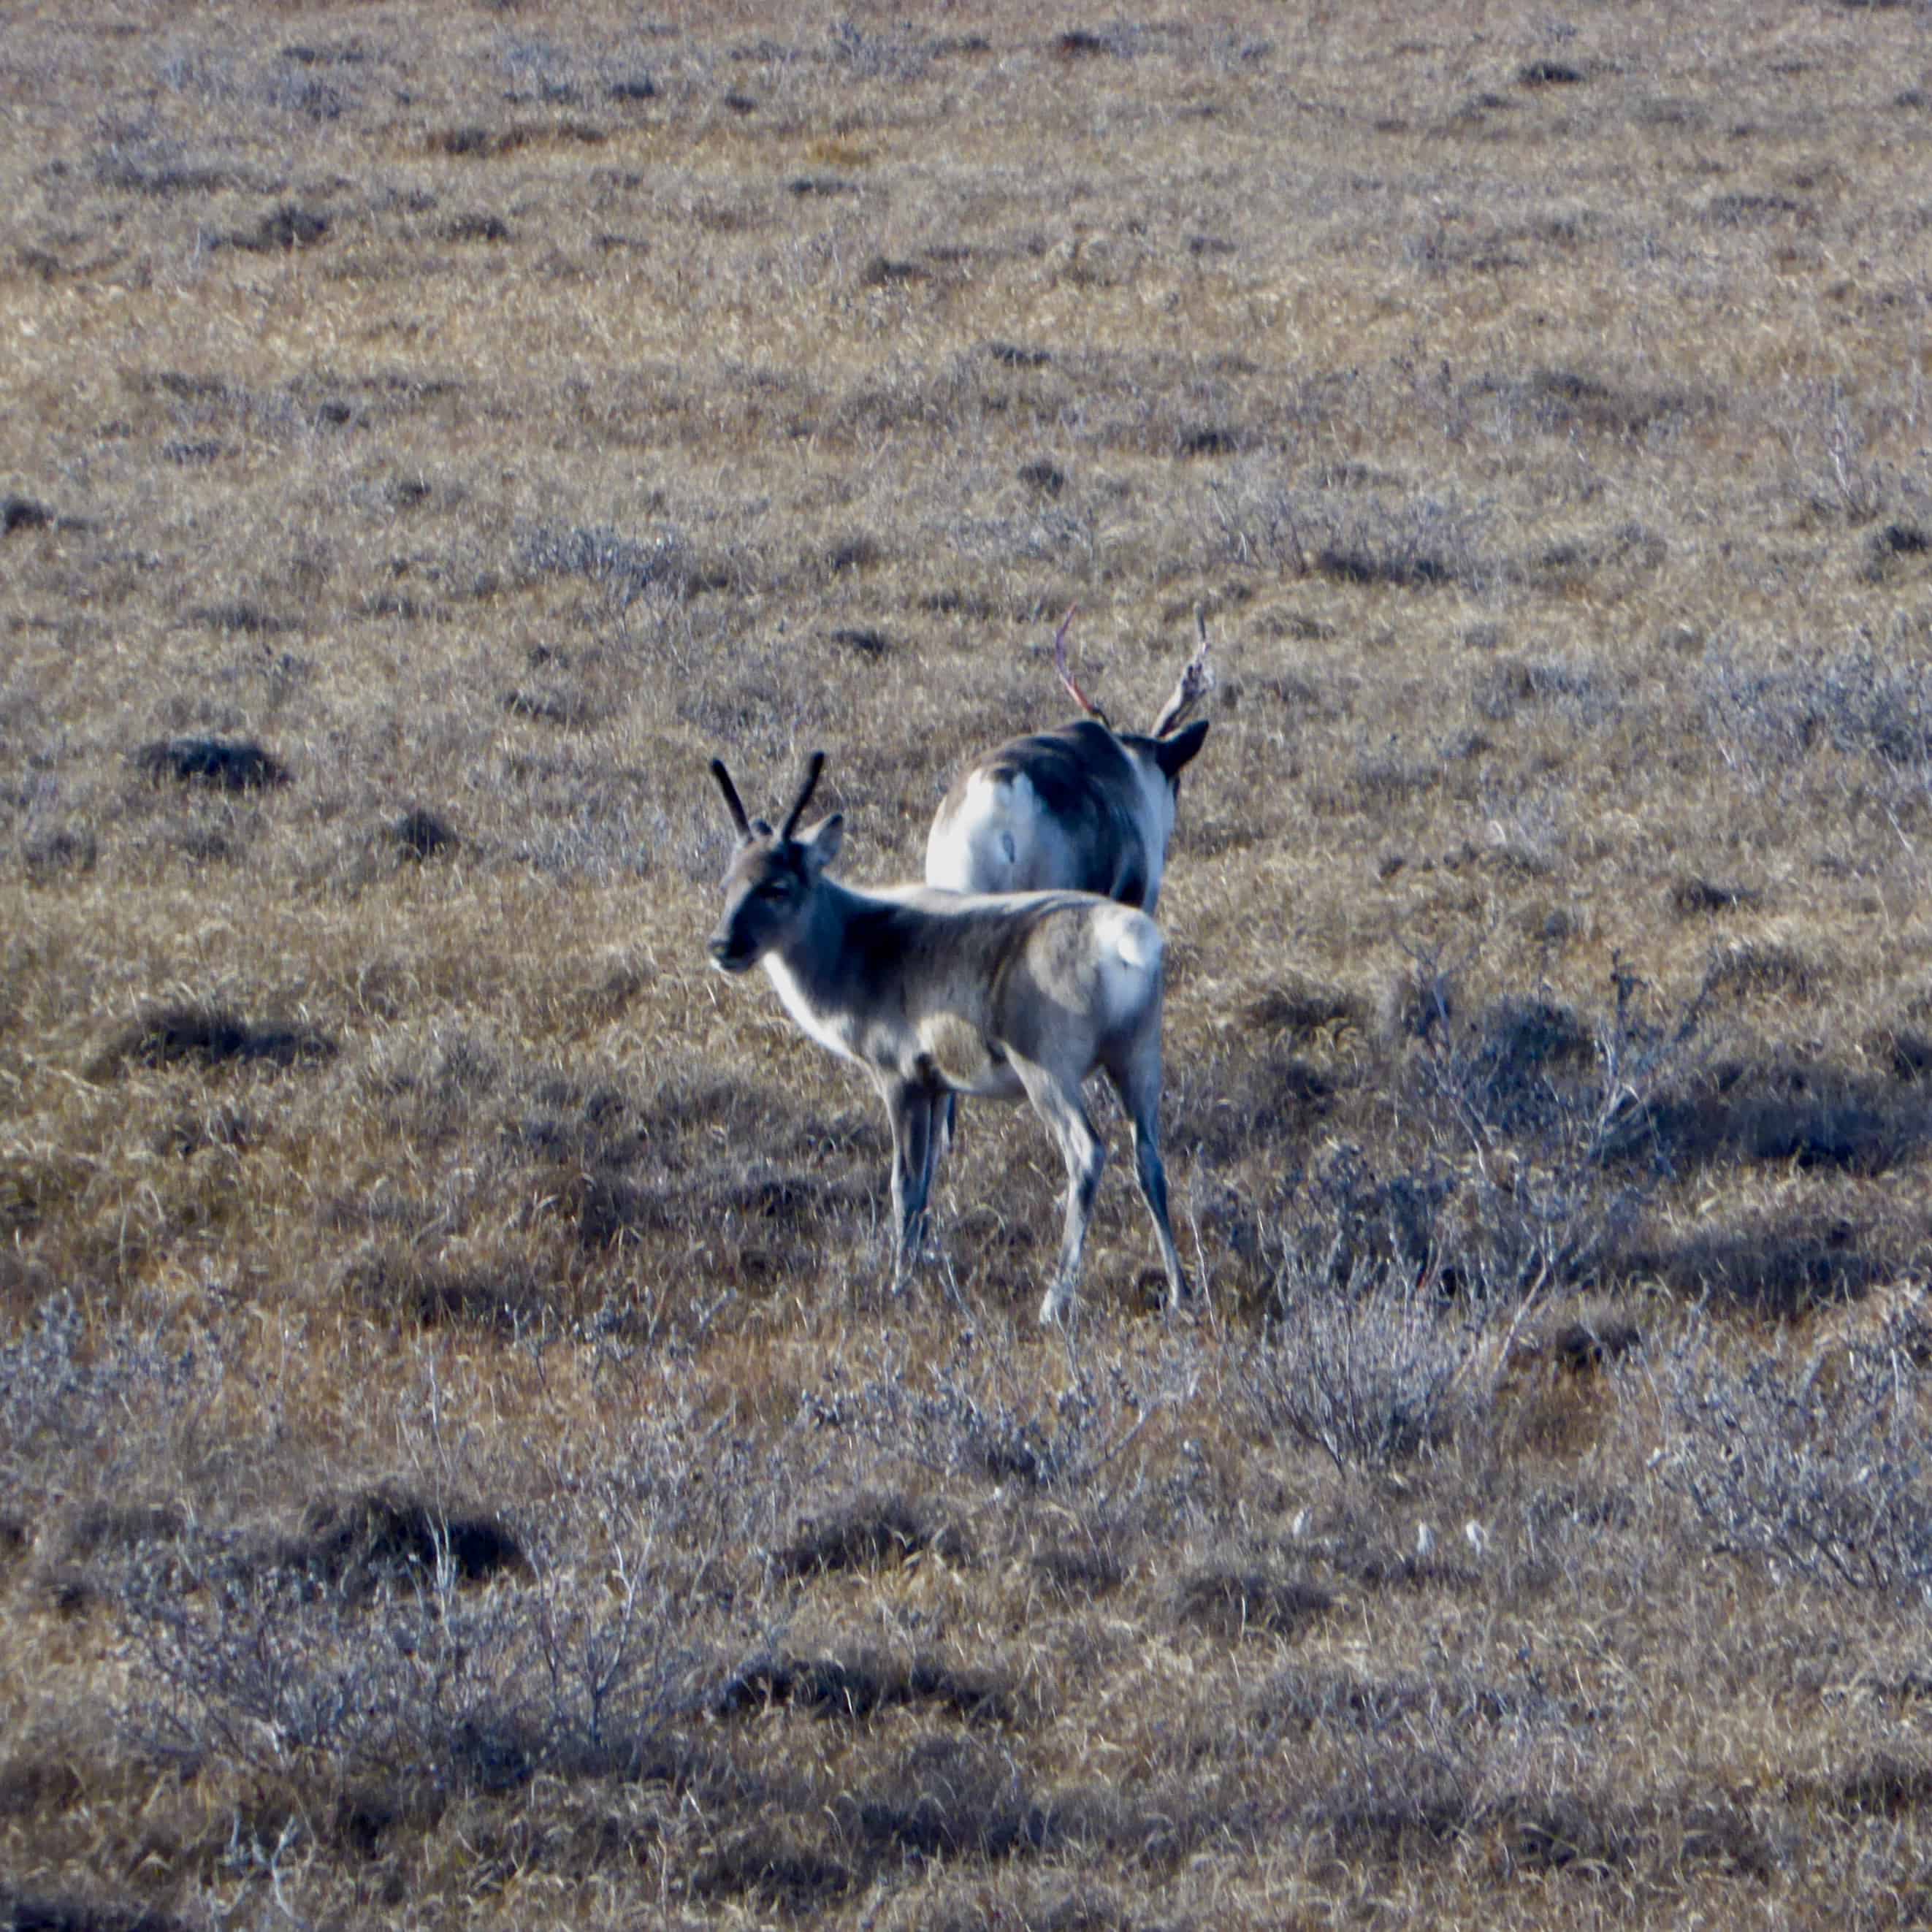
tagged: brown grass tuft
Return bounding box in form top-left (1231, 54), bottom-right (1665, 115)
top-left (1175, 1567), bottom-right (1335, 1640)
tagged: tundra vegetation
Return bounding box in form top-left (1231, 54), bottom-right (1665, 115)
top-left (4, 1), bottom-right (1932, 1926)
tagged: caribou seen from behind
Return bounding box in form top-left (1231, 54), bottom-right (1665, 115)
top-left (706, 751), bottom-right (1188, 1326)
top-left (925, 606), bottom-right (1213, 913)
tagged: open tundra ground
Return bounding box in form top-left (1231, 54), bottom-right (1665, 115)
top-left (5, 0), bottom-right (1932, 1924)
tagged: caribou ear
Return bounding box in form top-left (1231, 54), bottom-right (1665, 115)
top-left (799, 812), bottom-right (844, 874)
top-left (1153, 718), bottom-right (1209, 780)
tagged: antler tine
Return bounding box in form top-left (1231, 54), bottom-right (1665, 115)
top-left (710, 757), bottom-right (752, 839)
top-left (1051, 603), bottom-right (1109, 725)
top-left (779, 749), bottom-right (827, 841)
top-left (1151, 608), bottom-right (1216, 738)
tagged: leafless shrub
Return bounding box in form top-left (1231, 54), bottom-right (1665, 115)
top-left (805, 1333), bottom-right (1209, 1503)
top-left (1661, 1314), bottom-right (1932, 1591)
top-left (1702, 647), bottom-right (1932, 802)
top-left (1471, 654), bottom-right (1601, 724)
top-left (516, 520), bottom-right (710, 610)
top-left (1246, 960), bottom-right (1714, 1470)
top-left (0, 1300), bottom-right (202, 1508)
top-left (1243, 1222), bottom-right (1492, 1474)
top-left (109, 1475), bottom-right (718, 1816)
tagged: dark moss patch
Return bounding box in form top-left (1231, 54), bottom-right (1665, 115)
top-left (988, 340), bottom-right (1052, 368)
top-left (1548, 1317), bottom-right (1643, 1373)
top-left (692, 1833), bottom-right (852, 1912)
top-left (391, 806), bottom-right (457, 860)
top-left (778, 1492), bottom-right (969, 1578)
top-left (1246, 974), bottom-right (1367, 1039)
top-left (189, 602), bottom-right (296, 636)
top-left (342, 1253), bottom-right (558, 1336)
top-left (230, 203), bottom-right (330, 251)
top-left (1622, 1213), bottom-right (1894, 1316)
top-left (837, 1738), bottom-right (1053, 1863)
top-left (1177, 424), bottom-right (1246, 458)
top-left (711, 1650), bottom-right (1013, 1725)
top-left (1018, 459), bottom-right (1066, 495)
top-left (1519, 59), bottom-right (1586, 85)
top-left (444, 212), bottom-right (511, 243)
top-left (88, 1005), bottom-right (335, 1078)
top-left (829, 626), bottom-right (890, 656)
top-left (0, 1892), bottom-right (189, 1932)
top-left (0, 1756), bottom-right (85, 1820)
top-left (1672, 876), bottom-right (1760, 916)
top-left (276, 1486), bottom-right (526, 1592)
top-left (1316, 546), bottom-right (1455, 589)
top-left (1032, 1540), bottom-right (1128, 1600)
top-left (134, 735), bottom-right (289, 790)
top-left (2, 496), bottom-right (53, 533)
top-left (1705, 191), bottom-right (1806, 225)
top-left (23, 828), bottom-right (97, 882)
top-left (860, 255), bottom-right (926, 286)
top-left (1175, 1568), bottom-right (1334, 1639)
top-left (65, 1503), bottom-right (185, 1557)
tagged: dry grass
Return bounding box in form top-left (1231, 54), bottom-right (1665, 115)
top-left (6, 0), bottom-right (1932, 1924)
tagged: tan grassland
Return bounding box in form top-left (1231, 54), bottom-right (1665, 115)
top-left (5, 1), bottom-right (1932, 1925)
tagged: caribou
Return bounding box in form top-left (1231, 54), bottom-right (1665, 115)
top-left (706, 751), bottom-right (1188, 1326)
top-left (925, 606), bottom-right (1213, 913)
